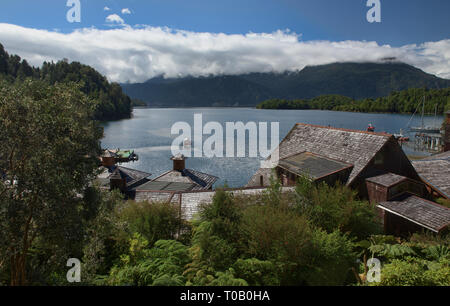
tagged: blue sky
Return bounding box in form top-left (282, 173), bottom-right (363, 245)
top-left (0, 1), bottom-right (448, 82)
top-left (1, 0), bottom-right (448, 45)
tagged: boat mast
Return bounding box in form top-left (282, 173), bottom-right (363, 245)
top-left (420, 96), bottom-right (425, 129)
top-left (434, 104), bottom-right (437, 125)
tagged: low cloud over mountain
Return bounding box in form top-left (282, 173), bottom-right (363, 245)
top-left (0, 23), bottom-right (448, 83)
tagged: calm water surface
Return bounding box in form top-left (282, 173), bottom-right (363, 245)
top-left (101, 108), bottom-right (443, 188)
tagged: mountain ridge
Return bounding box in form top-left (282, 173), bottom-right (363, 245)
top-left (121, 62), bottom-right (450, 107)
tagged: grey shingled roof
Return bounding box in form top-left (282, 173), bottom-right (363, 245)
top-left (153, 169), bottom-right (218, 191)
top-left (272, 124), bottom-right (392, 185)
top-left (278, 152), bottom-right (353, 180)
top-left (134, 180), bottom-right (196, 192)
top-left (412, 152), bottom-right (450, 199)
top-left (107, 166), bottom-right (151, 187)
top-left (378, 194), bottom-right (450, 232)
top-left (366, 172), bottom-right (408, 187)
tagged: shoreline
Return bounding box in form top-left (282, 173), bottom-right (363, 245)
top-left (131, 106), bottom-right (444, 117)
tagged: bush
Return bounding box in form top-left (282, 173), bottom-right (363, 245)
top-left (118, 201), bottom-right (188, 246)
top-left (233, 258), bottom-right (280, 286)
top-left (303, 229), bottom-right (356, 286)
top-left (374, 259), bottom-right (433, 286)
top-left (295, 177), bottom-right (382, 239)
top-left (106, 237), bottom-right (190, 286)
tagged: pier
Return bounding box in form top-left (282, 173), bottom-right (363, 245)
top-left (413, 132), bottom-right (443, 152)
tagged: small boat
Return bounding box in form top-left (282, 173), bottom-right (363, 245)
top-left (367, 123), bottom-right (375, 132)
top-left (408, 97), bottom-right (441, 133)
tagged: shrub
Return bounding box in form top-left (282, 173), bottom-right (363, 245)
top-left (118, 201), bottom-right (188, 246)
top-left (106, 237), bottom-right (190, 286)
top-left (233, 258), bottom-right (280, 286)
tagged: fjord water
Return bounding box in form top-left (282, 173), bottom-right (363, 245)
top-left (101, 108), bottom-right (443, 188)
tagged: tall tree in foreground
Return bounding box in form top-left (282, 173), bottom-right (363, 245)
top-left (0, 79), bottom-right (103, 285)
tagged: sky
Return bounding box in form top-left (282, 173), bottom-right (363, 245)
top-left (0, 0), bottom-right (449, 82)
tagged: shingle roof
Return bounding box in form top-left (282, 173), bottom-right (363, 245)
top-left (153, 169), bottom-right (218, 191)
top-left (134, 180), bottom-right (196, 192)
top-left (278, 151), bottom-right (353, 180)
top-left (412, 153), bottom-right (450, 199)
top-left (366, 172), bottom-right (408, 187)
top-left (420, 151), bottom-right (450, 161)
top-left (107, 166), bottom-right (151, 187)
top-left (272, 124), bottom-right (393, 185)
top-left (378, 193), bottom-right (450, 232)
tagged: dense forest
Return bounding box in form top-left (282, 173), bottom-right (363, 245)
top-left (122, 62), bottom-right (450, 107)
top-left (0, 43), bottom-right (132, 121)
top-left (257, 88), bottom-right (450, 114)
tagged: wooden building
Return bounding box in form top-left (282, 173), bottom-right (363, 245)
top-left (246, 123), bottom-right (450, 236)
top-left (247, 123), bottom-right (421, 198)
top-left (378, 193), bottom-right (450, 236)
top-left (365, 172), bottom-right (426, 205)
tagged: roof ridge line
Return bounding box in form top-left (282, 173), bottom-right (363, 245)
top-left (295, 123), bottom-right (393, 137)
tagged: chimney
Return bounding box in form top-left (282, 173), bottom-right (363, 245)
top-left (445, 111), bottom-right (450, 152)
top-left (171, 154), bottom-right (186, 171)
top-left (109, 168), bottom-right (126, 192)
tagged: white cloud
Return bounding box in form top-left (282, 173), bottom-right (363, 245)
top-left (104, 6), bottom-right (111, 11)
top-left (0, 23), bottom-right (448, 83)
top-left (121, 8), bottom-right (131, 15)
top-left (105, 14), bottom-right (124, 25)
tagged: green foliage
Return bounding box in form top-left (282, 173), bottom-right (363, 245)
top-left (188, 221), bottom-right (238, 271)
top-left (373, 257), bottom-right (450, 286)
top-left (295, 177), bottom-right (382, 239)
top-left (131, 98), bottom-right (148, 107)
top-left (232, 258), bottom-right (280, 286)
top-left (353, 233), bottom-right (450, 286)
top-left (118, 201), bottom-right (189, 247)
top-left (369, 243), bottom-right (417, 260)
top-left (209, 269), bottom-right (248, 286)
top-left (436, 198), bottom-right (450, 208)
top-left (257, 87), bottom-right (450, 115)
top-left (0, 79), bottom-right (104, 285)
top-left (303, 229), bottom-right (356, 286)
top-left (106, 237), bottom-right (190, 286)
top-left (0, 42), bottom-right (132, 121)
top-left (81, 189), bottom-right (126, 283)
top-left (242, 204), bottom-right (311, 264)
top-left (262, 173), bottom-right (283, 207)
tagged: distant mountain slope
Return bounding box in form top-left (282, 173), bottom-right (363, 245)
top-left (123, 75), bottom-right (273, 107)
top-left (122, 62), bottom-right (450, 107)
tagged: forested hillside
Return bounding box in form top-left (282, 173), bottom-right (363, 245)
top-left (122, 62), bottom-right (450, 107)
top-left (0, 43), bottom-right (131, 121)
top-left (257, 88), bottom-right (450, 114)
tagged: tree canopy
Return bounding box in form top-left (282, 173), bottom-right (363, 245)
top-left (0, 79), bottom-right (104, 285)
top-left (257, 88), bottom-right (450, 114)
top-left (0, 43), bottom-right (132, 121)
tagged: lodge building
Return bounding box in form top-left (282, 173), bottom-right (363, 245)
top-left (247, 122), bottom-right (450, 236)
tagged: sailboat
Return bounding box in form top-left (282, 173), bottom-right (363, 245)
top-left (408, 97), bottom-right (441, 133)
